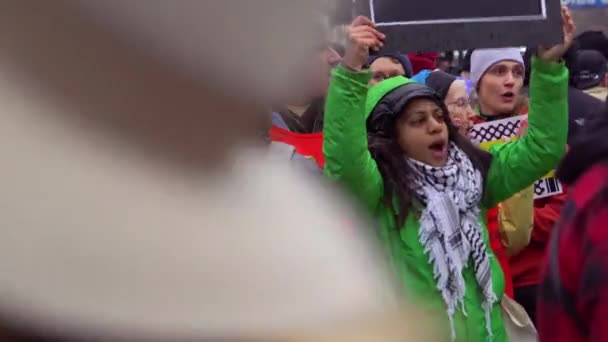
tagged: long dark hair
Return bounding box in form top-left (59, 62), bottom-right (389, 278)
top-left (368, 99), bottom-right (492, 227)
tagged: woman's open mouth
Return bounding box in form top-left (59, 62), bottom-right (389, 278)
top-left (428, 140), bottom-right (448, 161)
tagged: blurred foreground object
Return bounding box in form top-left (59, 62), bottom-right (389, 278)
top-left (0, 1), bottom-right (437, 341)
top-left (73, 0), bottom-right (337, 102)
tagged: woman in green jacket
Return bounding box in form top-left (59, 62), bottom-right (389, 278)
top-left (323, 16), bottom-right (572, 341)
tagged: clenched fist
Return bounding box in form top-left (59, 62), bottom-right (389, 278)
top-left (342, 16), bottom-right (385, 72)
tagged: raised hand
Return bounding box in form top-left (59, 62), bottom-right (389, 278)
top-left (537, 6), bottom-right (576, 62)
top-left (342, 16), bottom-right (385, 72)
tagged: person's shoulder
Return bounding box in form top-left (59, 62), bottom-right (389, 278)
top-left (569, 87), bottom-right (604, 106)
top-left (567, 163), bottom-right (608, 226)
top-left (567, 87), bottom-right (605, 121)
top-left (584, 87), bottom-right (608, 102)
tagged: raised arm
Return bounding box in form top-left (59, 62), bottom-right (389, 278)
top-left (323, 17), bottom-right (385, 211)
top-left (483, 7), bottom-right (574, 208)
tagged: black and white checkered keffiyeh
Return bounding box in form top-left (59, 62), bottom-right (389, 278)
top-left (407, 142), bottom-right (497, 341)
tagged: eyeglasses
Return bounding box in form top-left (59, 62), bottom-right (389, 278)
top-left (446, 97), bottom-right (473, 108)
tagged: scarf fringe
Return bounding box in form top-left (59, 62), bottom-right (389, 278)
top-left (483, 296), bottom-right (497, 341)
top-left (448, 310), bottom-right (456, 342)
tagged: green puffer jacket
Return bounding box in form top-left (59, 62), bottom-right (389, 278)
top-left (323, 56), bottom-right (568, 341)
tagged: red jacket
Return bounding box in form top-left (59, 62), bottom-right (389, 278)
top-left (538, 164), bottom-right (608, 342)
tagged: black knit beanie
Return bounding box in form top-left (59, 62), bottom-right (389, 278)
top-left (425, 71), bottom-right (457, 101)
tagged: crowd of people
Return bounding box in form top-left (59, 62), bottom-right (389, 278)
top-left (1, 1), bottom-right (608, 341)
top-left (268, 5), bottom-right (608, 342)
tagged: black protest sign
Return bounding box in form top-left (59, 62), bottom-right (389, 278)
top-left (354, 0), bottom-right (563, 52)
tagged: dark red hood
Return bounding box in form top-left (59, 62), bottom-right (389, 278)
top-left (407, 52), bottom-right (439, 75)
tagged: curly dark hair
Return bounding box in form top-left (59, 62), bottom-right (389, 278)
top-left (367, 91), bottom-right (493, 227)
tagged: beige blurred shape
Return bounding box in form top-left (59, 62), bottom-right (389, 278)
top-left (0, 0), bottom-right (434, 341)
top-left (72, 0), bottom-right (338, 100)
top-left (0, 0), bottom-right (436, 340)
top-left (0, 106), bottom-right (395, 338)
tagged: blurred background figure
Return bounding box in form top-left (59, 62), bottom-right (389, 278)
top-left (459, 50), bottom-right (473, 79)
top-left (424, 70), bottom-right (476, 136)
top-left (272, 41), bottom-right (342, 134)
top-left (0, 1), bottom-right (434, 340)
top-left (571, 49), bottom-right (608, 101)
top-left (434, 54), bottom-right (451, 73)
top-left (575, 30), bottom-right (608, 60)
top-left (523, 44), bottom-right (605, 143)
top-left (267, 16), bottom-right (345, 175)
top-left (368, 52), bottom-right (413, 86)
top-left (407, 52), bottom-right (439, 75)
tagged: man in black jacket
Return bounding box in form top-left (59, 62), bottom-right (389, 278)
top-left (572, 49), bottom-right (608, 101)
top-left (523, 46), bottom-right (604, 143)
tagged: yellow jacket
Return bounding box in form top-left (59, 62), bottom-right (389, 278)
top-left (498, 186), bottom-right (534, 256)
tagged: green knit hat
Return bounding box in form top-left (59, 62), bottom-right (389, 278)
top-left (365, 76), bottom-right (416, 119)
top-left (365, 76), bottom-right (444, 136)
